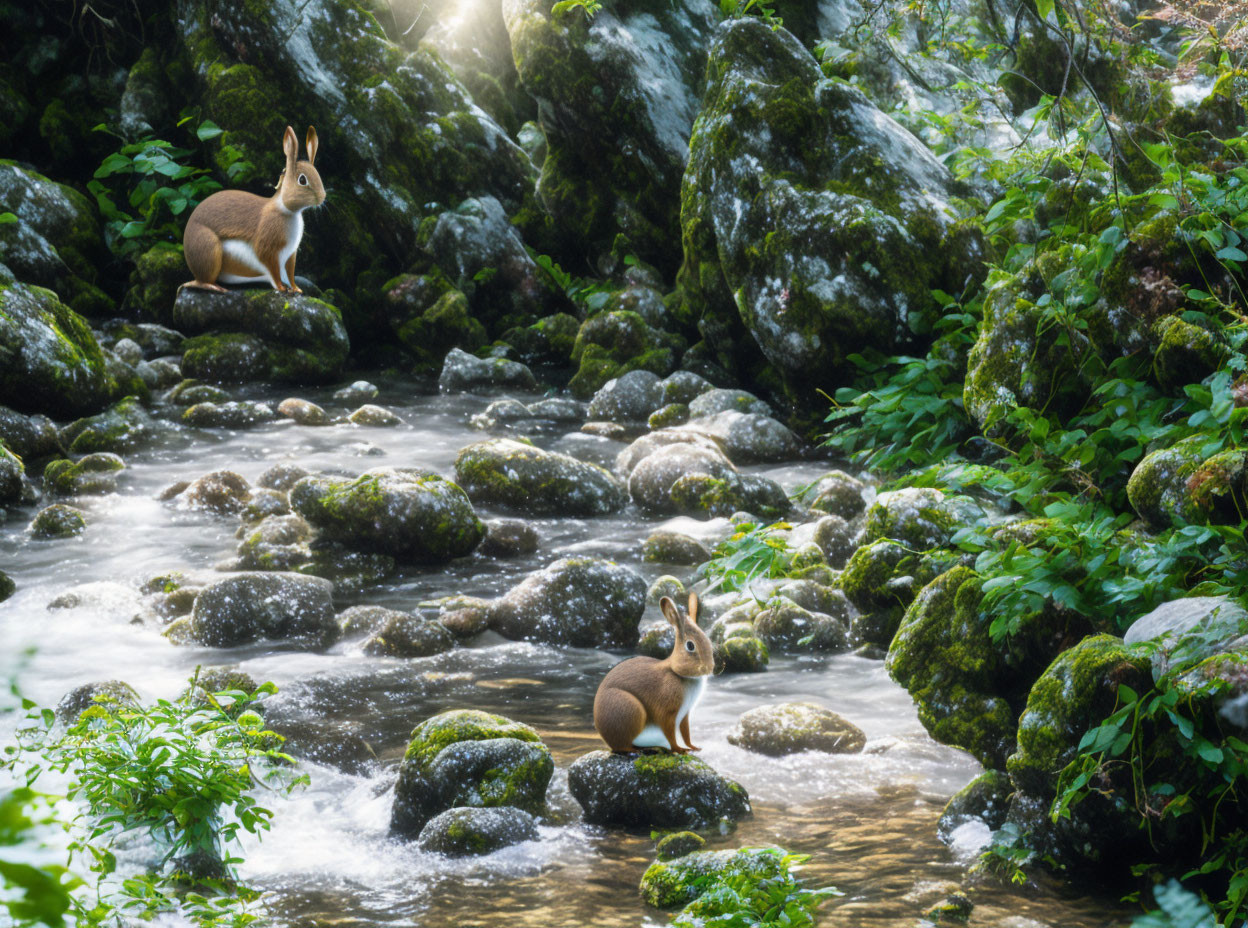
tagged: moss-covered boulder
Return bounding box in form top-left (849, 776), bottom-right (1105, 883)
top-left (887, 567), bottom-right (1085, 769)
top-left (291, 468), bottom-right (484, 562)
top-left (642, 530), bottom-right (712, 566)
top-left (587, 370), bottom-right (665, 424)
top-left (390, 709), bottom-right (553, 837)
top-left (655, 831), bottom-right (706, 861)
top-left (677, 411), bottom-right (803, 464)
top-left (416, 805), bottom-right (539, 857)
top-left (0, 405), bottom-right (60, 460)
top-left (235, 513), bottom-right (313, 571)
top-left (189, 573), bottom-right (339, 650)
top-left (28, 503), bottom-right (86, 538)
top-left (1127, 436), bottom-right (1247, 529)
top-left (42, 453), bottom-right (125, 497)
top-left (0, 280), bottom-right (139, 418)
top-left (1004, 635), bottom-right (1152, 867)
top-left (0, 443), bottom-right (25, 505)
top-left (502, 0), bottom-right (718, 273)
top-left (751, 595), bottom-right (850, 652)
top-left (640, 848), bottom-right (784, 908)
top-left (569, 310), bottom-right (684, 399)
top-left (863, 487), bottom-right (983, 549)
top-left (839, 539), bottom-right (943, 647)
top-left (675, 18), bottom-right (976, 405)
top-left (626, 440), bottom-right (739, 515)
top-left (1150, 315), bottom-right (1228, 392)
top-left (0, 162), bottom-right (110, 316)
top-left (728, 702), bottom-right (865, 755)
top-left (438, 347), bottom-right (538, 393)
top-left (715, 632), bottom-right (770, 674)
top-left (806, 470), bottom-right (868, 519)
top-left (124, 244), bottom-right (188, 323)
top-left (567, 751), bottom-right (750, 828)
top-left (488, 556), bottom-right (646, 647)
top-left (383, 276), bottom-right (486, 370)
top-left (937, 769), bottom-right (1012, 843)
top-left (55, 680), bottom-right (140, 723)
top-left (182, 400), bottom-right (278, 429)
top-left (454, 437), bottom-right (626, 516)
top-left (58, 396), bottom-right (163, 455)
top-left (174, 288), bottom-right (349, 385)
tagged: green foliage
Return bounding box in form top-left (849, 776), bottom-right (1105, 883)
top-left (3, 671), bottom-right (305, 927)
top-left (0, 788), bottom-right (80, 927)
top-left (550, 0), bottom-right (601, 18)
top-left (532, 252), bottom-right (615, 313)
top-left (697, 522), bottom-right (794, 595)
top-left (85, 115), bottom-right (250, 259)
top-left (669, 850), bottom-right (839, 927)
top-left (1133, 881), bottom-right (1218, 928)
top-left (718, 0), bottom-right (783, 31)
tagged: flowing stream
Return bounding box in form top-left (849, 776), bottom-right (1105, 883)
top-left (0, 377), bottom-right (1131, 927)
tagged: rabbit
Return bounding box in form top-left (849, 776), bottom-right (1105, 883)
top-left (181, 125), bottom-right (325, 294)
top-left (593, 592), bottom-right (714, 755)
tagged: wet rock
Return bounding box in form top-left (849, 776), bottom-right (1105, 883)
top-left (348, 404), bottom-right (402, 426)
top-left (258, 463), bottom-right (310, 492)
top-left (1124, 596), bottom-right (1248, 677)
top-left (267, 718), bottom-right (378, 776)
top-left (59, 396), bottom-right (161, 456)
top-left (236, 513), bottom-right (313, 570)
top-left (715, 633), bottom-right (769, 673)
top-left (333, 381), bottom-right (379, 404)
top-left (241, 488), bottom-right (291, 523)
top-left (189, 573), bottom-right (339, 650)
top-left (362, 614), bottom-right (456, 658)
top-left (676, 19), bottom-right (975, 406)
top-left (471, 398), bottom-right (531, 429)
top-left (295, 544), bottom-right (396, 594)
top-left (568, 310), bottom-right (683, 398)
top-left (391, 709), bottom-right (553, 836)
top-left (648, 403), bottom-right (689, 430)
top-left (807, 471), bottom-right (868, 520)
top-left (646, 575), bottom-right (686, 606)
top-left (454, 437), bottom-right (626, 516)
top-left (278, 398), bottom-right (330, 425)
top-left (739, 474), bottom-right (791, 519)
top-left (338, 605), bottom-right (408, 638)
top-left (616, 430), bottom-right (723, 478)
top-left (480, 518), bottom-right (539, 558)
top-left (179, 471), bottom-right (252, 515)
top-left (0, 405), bottom-right (60, 460)
top-left (938, 770), bottom-right (1012, 843)
top-left (28, 503), bottom-right (85, 538)
top-left (168, 380), bottom-right (229, 406)
top-left (111, 338), bottom-right (143, 366)
top-left (637, 622), bottom-right (675, 659)
top-left (752, 596), bottom-right (850, 652)
top-left (864, 487), bottom-right (983, 549)
top-left (640, 848), bottom-right (783, 908)
top-left (728, 702), bottom-right (865, 756)
top-left (661, 371), bottom-right (714, 406)
top-left (182, 400), bottom-right (278, 429)
top-left (417, 806), bottom-right (539, 857)
top-left (840, 539), bottom-right (942, 648)
top-left (627, 441), bottom-right (738, 515)
top-left (655, 831), bottom-right (705, 861)
top-left (55, 680), bottom-right (139, 723)
top-left (568, 751), bottom-right (750, 828)
top-left (1152, 315), bottom-right (1229, 391)
top-left (42, 453), bottom-right (125, 497)
top-left (0, 570), bottom-right (14, 603)
top-left (581, 421), bottom-right (630, 440)
top-left (174, 288), bottom-right (349, 385)
top-left (1127, 436), bottom-right (1247, 529)
top-left (384, 277), bottom-right (487, 370)
top-left (642, 530), bottom-right (711, 566)
top-left (438, 347), bottom-right (537, 394)
top-left (678, 411), bottom-right (803, 464)
top-left (488, 557), bottom-right (646, 648)
top-left (0, 278), bottom-right (142, 419)
top-left (811, 514), bottom-right (856, 568)
top-left (587, 370), bottom-right (664, 424)
top-left (291, 468), bottom-right (485, 562)
top-left (0, 444), bottom-right (26, 504)
top-left (136, 358), bottom-right (183, 389)
top-left (688, 388), bottom-right (770, 419)
top-left (427, 594), bottom-right (494, 638)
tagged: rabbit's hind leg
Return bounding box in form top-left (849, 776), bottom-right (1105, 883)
top-left (593, 687), bottom-right (647, 754)
top-left (182, 220), bottom-right (225, 290)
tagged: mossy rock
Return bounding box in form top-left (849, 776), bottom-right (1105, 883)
top-left (189, 573), bottom-right (339, 650)
top-left (291, 468), bottom-right (484, 562)
top-left (655, 831), bottom-right (706, 861)
top-left (28, 503), bottom-right (85, 538)
top-left (42, 453), bottom-right (126, 497)
top-left (416, 805), bottom-right (539, 857)
top-left (1127, 435), bottom-right (1247, 529)
top-left (727, 702), bottom-right (865, 755)
top-left (454, 437), bottom-right (626, 516)
top-left (0, 443), bottom-right (24, 504)
top-left (1150, 315), bottom-right (1228, 391)
top-left (807, 470), bottom-right (868, 519)
top-left (839, 539), bottom-right (943, 647)
top-left (0, 569), bottom-right (14, 603)
top-left (125, 244), bottom-right (187, 324)
top-left (385, 275), bottom-right (487, 369)
top-left (391, 709), bottom-right (553, 837)
top-left (438, 347), bottom-right (538, 393)
top-left (715, 633), bottom-right (769, 674)
top-left (751, 596), bottom-right (850, 652)
top-left (58, 397), bottom-right (162, 456)
top-left (863, 487), bottom-right (983, 550)
top-left (567, 750), bottom-right (751, 828)
top-left (640, 848), bottom-right (784, 909)
top-left (642, 530), bottom-right (711, 566)
top-left (568, 311), bottom-right (684, 399)
top-left (937, 769), bottom-right (1012, 842)
top-left (362, 613), bottom-right (456, 658)
top-left (55, 680), bottom-right (140, 723)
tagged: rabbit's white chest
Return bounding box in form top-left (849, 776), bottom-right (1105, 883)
top-left (277, 212), bottom-right (304, 273)
top-left (631, 675), bottom-right (706, 749)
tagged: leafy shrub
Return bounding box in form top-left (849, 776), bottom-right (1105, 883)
top-left (670, 849), bottom-right (839, 927)
top-left (697, 522), bottom-right (794, 595)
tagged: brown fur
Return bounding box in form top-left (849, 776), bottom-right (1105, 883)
top-left (182, 126), bottom-right (325, 293)
top-left (592, 593), bottom-right (713, 754)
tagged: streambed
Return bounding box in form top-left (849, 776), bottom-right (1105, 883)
top-left (0, 377), bottom-right (1129, 927)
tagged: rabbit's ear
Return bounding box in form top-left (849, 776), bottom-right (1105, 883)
top-left (687, 592), bottom-right (699, 625)
top-left (283, 126), bottom-right (298, 168)
top-left (305, 126), bottom-right (318, 165)
top-left (660, 596), bottom-right (682, 629)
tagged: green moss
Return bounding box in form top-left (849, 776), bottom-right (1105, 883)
top-left (640, 849), bottom-right (787, 909)
top-left (1151, 315), bottom-right (1228, 392)
top-left (401, 709), bottom-right (542, 767)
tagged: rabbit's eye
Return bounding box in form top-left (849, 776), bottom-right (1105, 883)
top-left (685, 640), bottom-right (695, 652)
top-left (298, 174), bottom-right (309, 186)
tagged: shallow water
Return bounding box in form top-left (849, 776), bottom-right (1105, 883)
top-left (0, 377), bottom-right (1131, 927)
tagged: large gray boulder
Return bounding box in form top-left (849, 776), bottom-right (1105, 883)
top-left (438, 347), bottom-right (538, 394)
top-left (291, 468), bottom-right (485, 562)
top-left (454, 437), bottom-right (626, 515)
top-left (189, 573), bottom-right (339, 649)
top-left (567, 751), bottom-right (751, 828)
top-left (488, 557), bottom-right (646, 648)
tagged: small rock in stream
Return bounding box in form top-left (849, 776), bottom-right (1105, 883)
top-left (568, 751), bottom-right (750, 828)
top-left (417, 806), bottom-right (539, 857)
top-left (278, 397), bottom-right (330, 425)
top-left (727, 702), bottom-right (866, 756)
